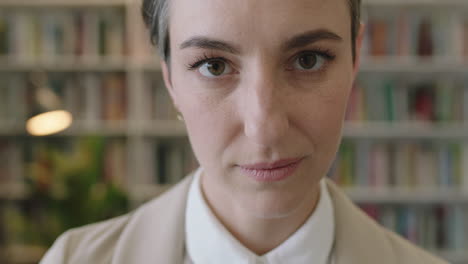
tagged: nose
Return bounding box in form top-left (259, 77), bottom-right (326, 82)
top-left (242, 67), bottom-right (290, 147)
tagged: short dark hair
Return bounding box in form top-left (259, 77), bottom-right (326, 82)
top-left (142, 0), bottom-right (361, 63)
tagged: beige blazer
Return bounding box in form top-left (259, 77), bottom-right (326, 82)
top-left (40, 173), bottom-right (449, 264)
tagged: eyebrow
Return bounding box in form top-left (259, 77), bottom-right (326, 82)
top-left (179, 29), bottom-right (342, 54)
top-left (180, 37), bottom-right (241, 54)
top-left (282, 29), bottom-right (343, 51)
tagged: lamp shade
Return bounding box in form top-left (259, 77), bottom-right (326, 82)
top-left (25, 72), bottom-right (73, 136)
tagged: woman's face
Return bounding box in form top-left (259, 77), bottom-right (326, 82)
top-left (163, 0), bottom-right (362, 217)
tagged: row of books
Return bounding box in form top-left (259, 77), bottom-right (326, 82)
top-left (143, 74), bottom-right (178, 121)
top-left (360, 204), bottom-right (467, 251)
top-left (0, 72), bottom-right (127, 124)
top-left (329, 141), bottom-right (468, 189)
top-left (0, 8), bottom-right (126, 62)
top-left (102, 139), bottom-right (127, 187)
top-left (140, 139), bottom-right (198, 185)
top-left (14, 71), bottom-right (468, 125)
top-left (1, 137), bottom-right (197, 188)
top-left (346, 78), bottom-right (468, 123)
top-left (155, 142), bottom-right (198, 184)
top-left (0, 140), bottom-right (23, 183)
top-left (0, 137), bottom-right (127, 187)
top-left (2, 7), bottom-right (467, 62)
top-left (362, 7), bottom-right (468, 60)
top-left (1, 136), bottom-right (198, 192)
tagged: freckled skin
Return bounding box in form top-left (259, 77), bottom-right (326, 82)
top-left (162, 0), bottom-right (364, 254)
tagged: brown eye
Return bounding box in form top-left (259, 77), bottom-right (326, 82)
top-left (298, 54), bottom-right (317, 69)
top-left (206, 60), bottom-right (226, 76)
top-left (199, 59), bottom-right (232, 77)
top-left (294, 53), bottom-right (325, 71)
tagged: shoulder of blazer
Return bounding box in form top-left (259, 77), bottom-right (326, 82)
top-left (40, 173), bottom-right (195, 264)
top-left (326, 179), bottom-right (449, 264)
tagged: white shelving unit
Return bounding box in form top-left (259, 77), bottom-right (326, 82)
top-left (0, 0), bottom-right (128, 7)
top-left (130, 183), bottom-right (468, 204)
top-left (343, 122), bottom-right (468, 139)
top-left (363, 0), bottom-right (468, 7)
top-left (0, 59), bottom-right (129, 72)
top-left (0, 0), bottom-right (467, 263)
top-left (4, 121), bottom-right (468, 139)
top-left (360, 60), bottom-right (468, 74)
top-left (345, 187), bottom-right (468, 204)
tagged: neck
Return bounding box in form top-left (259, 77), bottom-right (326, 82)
top-left (201, 176), bottom-right (321, 255)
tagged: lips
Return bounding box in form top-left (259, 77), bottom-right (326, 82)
top-left (239, 158), bottom-right (304, 170)
top-left (238, 157), bottom-right (304, 182)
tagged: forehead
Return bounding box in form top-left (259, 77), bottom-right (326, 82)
top-left (169, 0), bottom-right (351, 50)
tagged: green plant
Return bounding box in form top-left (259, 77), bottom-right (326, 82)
top-left (22, 136), bottom-right (129, 246)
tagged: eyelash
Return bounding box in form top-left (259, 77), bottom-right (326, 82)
top-left (298, 48), bottom-right (336, 62)
top-left (186, 53), bottom-right (228, 70)
top-left (185, 48), bottom-right (337, 71)
top-left (289, 48), bottom-right (335, 73)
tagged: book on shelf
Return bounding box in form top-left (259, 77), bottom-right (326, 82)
top-left (0, 76), bottom-right (9, 122)
top-left (329, 140), bottom-right (468, 189)
top-left (130, 2), bottom-right (156, 62)
top-left (11, 73), bottom-right (127, 126)
top-left (101, 73), bottom-right (127, 121)
top-left (0, 72), bottom-right (128, 128)
top-left (155, 141), bottom-right (197, 184)
top-left (463, 20), bottom-right (468, 60)
top-left (359, 204), bottom-right (467, 252)
top-left (103, 139), bottom-right (127, 187)
top-left (0, 10), bottom-right (9, 57)
top-left (83, 73), bottom-right (102, 126)
top-left (0, 140), bottom-right (23, 184)
top-left (63, 74), bottom-right (86, 122)
top-left (144, 74), bottom-right (177, 121)
top-left (0, 7), bottom-right (126, 63)
top-left (464, 145), bottom-right (468, 192)
top-left (136, 139), bottom-right (199, 187)
top-left (346, 78), bottom-right (468, 123)
top-left (0, 73), bottom-right (28, 124)
top-left (362, 7), bottom-right (468, 61)
top-left (98, 9), bottom-right (126, 61)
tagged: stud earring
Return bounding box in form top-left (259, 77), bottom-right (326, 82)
top-left (176, 112), bottom-right (184, 121)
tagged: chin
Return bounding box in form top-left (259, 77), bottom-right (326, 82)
top-left (234, 167), bottom-right (320, 219)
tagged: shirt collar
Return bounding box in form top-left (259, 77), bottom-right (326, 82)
top-left (185, 167), bottom-right (335, 264)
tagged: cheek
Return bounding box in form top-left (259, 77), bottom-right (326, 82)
top-left (298, 74), bottom-right (353, 154)
top-left (172, 78), bottom-right (237, 169)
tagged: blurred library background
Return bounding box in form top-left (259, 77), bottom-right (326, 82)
top-left (0, 0), bottom-right (467, 263)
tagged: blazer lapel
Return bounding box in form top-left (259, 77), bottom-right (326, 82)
top-left (326, 179), bottom-right (396, 264)
top-left (110, 174), bottom-right (396, 264)
top-left (112, 174), bottom-right (194, 264)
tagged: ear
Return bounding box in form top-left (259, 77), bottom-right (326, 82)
top-left (352, 22), bottom-right (366, 78)
top-left (161, 60), bottom-right (180, 111)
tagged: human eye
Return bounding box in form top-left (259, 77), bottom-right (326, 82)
top-left (186, 54), bottom-right (234, 78)
top-left (290, 49), bottom-right (336, 72)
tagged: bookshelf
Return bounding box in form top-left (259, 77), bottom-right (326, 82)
top-left (343, 122), bottom-right (468, 139)
top-left (0, 0), bottom-right (467, 263)
top-left (336, 2), bottom-right (468, 262)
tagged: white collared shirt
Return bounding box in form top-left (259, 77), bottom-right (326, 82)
top-left (184, 168), bottom-right (335, 264)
